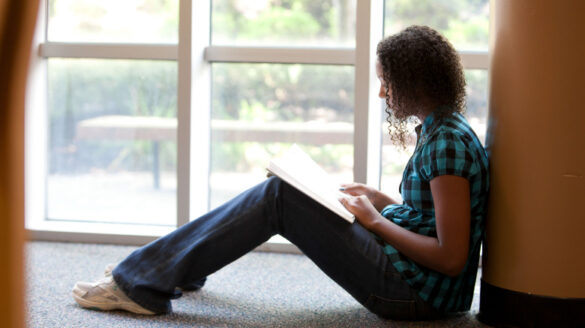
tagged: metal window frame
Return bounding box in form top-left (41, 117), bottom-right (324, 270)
top-left (38, 42), bottom-right (488, 68)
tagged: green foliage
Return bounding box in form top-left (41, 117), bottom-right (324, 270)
top-left (305, 144), bottom-right (353, 172)
top-left (385, 0), bottom-right (489, 50)
top-left (212, 63), bottom-right (354, 123)
top-left (444, 16), bottom-right (489, 50)
top-left (210, 62), bottom-right (355, 174)
top-left (137, 0), bottom-right (178, 28)
top-left (48, 59), bottom-right (177, 173)
top-left (382, 160), bottom-right (407, 176)
top-left (211, 143), bottom-right (247, 171)
top-left (238, 100), bottom-right (278, 121)
top-left (241, 6), bottom-right (320, 40)
top-left (210, 142), bottom-right (352, 175)
top-left (464, 70), bottom-right (488, 118)
top-left (49, 0), bottom-right (178, 42)
top-left (212, 0), bottom-right (351, 44)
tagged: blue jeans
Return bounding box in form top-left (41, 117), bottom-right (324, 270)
top-left (113, 177), bottom-right (440, 320)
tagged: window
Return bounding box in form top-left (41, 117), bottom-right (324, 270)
top-left (46, 59), bottom-right (178, 226)
top-left (380, 0), bottom-right (489, 197)
top-left (207, 1), bottom-right (357, 209)
top-left (209, 63), bottom-right (355, 208)
top-left (36, 0), bottom-right (179, 230)
top-left (27, 0), bottom-right (489, 246)
top-left (27, 0), bottom-right (182, 239)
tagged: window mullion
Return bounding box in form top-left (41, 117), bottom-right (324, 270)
top-left (459, 51), bottom-right (489, 70)
top-left (177, 0), bottom-right (211, 226)
top-left (26, 0), bottom-right (49, 231)
top-left (354, 0), bottom-right (384, 186)
top-left (39, 42), bottom-right (178, 60)
top-left (205, 46), bottom-right (355, 65)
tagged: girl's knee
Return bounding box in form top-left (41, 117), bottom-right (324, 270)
top-left (264, 175), bottom-right (284, 192)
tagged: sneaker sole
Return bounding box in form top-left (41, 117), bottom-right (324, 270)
top-left (72, 286), bottom-right (155, 315)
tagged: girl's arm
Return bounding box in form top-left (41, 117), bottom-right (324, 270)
top-left (339, 175), bottom-right (470, 277)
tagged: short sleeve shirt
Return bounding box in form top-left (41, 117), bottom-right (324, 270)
top-left (380, 111), bottom-right (490, 313)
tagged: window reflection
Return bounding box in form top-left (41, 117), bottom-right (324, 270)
top-left (46, 59), bottom-right (178, 225)
top-left (209, 63), bottom-right (355, 208)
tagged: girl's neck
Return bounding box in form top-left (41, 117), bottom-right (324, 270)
top-left (415, 99), bottom-right (440, 122)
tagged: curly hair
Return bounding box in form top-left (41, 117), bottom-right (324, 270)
top-left (376, 25), bottom-right (466, 148)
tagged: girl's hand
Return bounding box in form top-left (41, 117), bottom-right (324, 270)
top-left (339, 195), bottom-right (380, 230)
top-left (339, 183), bottom-right (397, 211)
top-left (339, 183), bottom-right (377, 203)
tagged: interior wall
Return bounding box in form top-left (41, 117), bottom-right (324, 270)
top-left (0, 1), bottom-right (41, 327)
top-left (484, 0), bottom-right (585, 298)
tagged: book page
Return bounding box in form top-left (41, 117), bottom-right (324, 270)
top-left (268, 144), bottom-right (354, 222)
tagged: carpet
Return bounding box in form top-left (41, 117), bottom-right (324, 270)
top-left (26, 241), bottom-right (490, 328)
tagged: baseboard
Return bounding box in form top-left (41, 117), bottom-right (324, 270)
top-left (478, 279), bottom-right (585, 328)
top-left (28, 229), bottom-right (302, 254)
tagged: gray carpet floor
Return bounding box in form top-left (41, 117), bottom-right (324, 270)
top-left (26, 241), bottom-right (491, 328)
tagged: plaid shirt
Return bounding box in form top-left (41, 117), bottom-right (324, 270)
top-left (380, 111), bottom-right (489, 313)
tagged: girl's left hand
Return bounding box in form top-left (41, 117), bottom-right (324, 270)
top-left (339, 195), bottom-right (380, 229)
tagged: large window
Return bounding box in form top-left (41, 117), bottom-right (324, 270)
top-left (46, 59), bottom-right (178, 226)
top-left (208, 1), bottom-right (357, 209)
top-left (40, 0), bottom-right (179, 229)
top-left (27, 0), bottom-right (488, 245)
top-left (209, 63), bottom-right (355, 208)
top-left (380, 0), bottom-right (489, 198)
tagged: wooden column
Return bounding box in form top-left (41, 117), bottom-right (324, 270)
top-left (0, 1), bottom-right (40, 327)
top-left (480, 0), bottom-right (585, 326)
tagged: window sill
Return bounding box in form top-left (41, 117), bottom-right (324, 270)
top-left (26, 220), bottom-right (301, 254)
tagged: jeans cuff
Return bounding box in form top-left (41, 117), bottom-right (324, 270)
top-left (112, 269), bottom-right (172, 314)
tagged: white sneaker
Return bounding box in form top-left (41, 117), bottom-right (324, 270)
top-left (72, 275), bottom-right (156, 315)
top-left (104, 263), bottom-right (117, 277)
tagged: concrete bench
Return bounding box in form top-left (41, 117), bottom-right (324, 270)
top-left (75, 115), bottom-right (355, 188)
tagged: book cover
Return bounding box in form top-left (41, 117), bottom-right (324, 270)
top-left (267, 144), bottom-right (355, 223)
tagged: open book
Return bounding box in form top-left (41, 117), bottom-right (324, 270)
top-left (267, 144), bottom-right (355, 223)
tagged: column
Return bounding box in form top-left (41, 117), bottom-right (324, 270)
top-left (480, 1), bottom-right (585, 326)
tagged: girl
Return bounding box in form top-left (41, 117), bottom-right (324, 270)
top-left (73, 25), bottom-right (489, 320)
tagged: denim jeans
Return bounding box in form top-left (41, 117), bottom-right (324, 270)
top-left (113, 177), bottom-right (441, 320)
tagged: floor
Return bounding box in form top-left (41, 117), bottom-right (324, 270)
top-left (26, 241), bottom-right (492, 328)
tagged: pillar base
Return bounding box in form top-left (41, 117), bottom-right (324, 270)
top-left (478, 280), bottom-right (585, 328)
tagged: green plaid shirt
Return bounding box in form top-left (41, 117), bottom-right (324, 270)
top-left (380, 111), bottom-right (489, 313)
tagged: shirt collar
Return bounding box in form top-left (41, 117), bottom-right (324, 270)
top-left (415, 106), bottom-right (457, 147)
top-left (415, 110), bottom-right (437, 139)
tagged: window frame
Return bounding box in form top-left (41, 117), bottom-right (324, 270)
top-left (25, 0), bottom-right (488, 251)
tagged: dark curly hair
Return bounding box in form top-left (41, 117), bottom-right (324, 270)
top-left (376, 25), bottom-right (466, 148)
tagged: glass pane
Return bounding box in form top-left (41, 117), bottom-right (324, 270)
top-left (48, 0), bottom-right (178, 43)
top-left (47, 59), bottom-right (177, 226)
top-left (211, 0), bottom-right (355, 47)
top-left (464, 69), bottom-right (489, 144)
top-left (384, 0), bottom-right (489, 51)
top-left (380, 69), bottom-right (488, 199)
top-left (210, 63), bottom-right (355, 209)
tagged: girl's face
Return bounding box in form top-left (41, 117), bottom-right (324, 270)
top-left (375, 59), bottom-right (393, 107)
